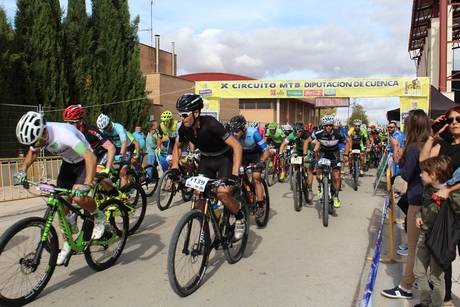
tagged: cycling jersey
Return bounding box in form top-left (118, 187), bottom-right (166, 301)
top-left (235, 127), bottom-right (268, 153)
top-left (285, 131), bottom-right (310, 155)
top-left (103, 122), bottom-right (132, 148)
top-left (265, 128), bottom-right (285, 144)
top-left (80, 124), bottom-right (110, 159)
top-left (159, 120), bottom-right (178, 138)
top-left (32, 122), bottom-right (91, 164)
top-left (369, 130), bottom-right (381, 144)
top-left (178, 115), bottom-right (230, 157)
top-left (314, 129), bottom-right (346, 154)
top-left (348, 127), bottom-right (368, 150)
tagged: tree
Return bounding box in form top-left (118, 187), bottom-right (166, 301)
top-left (62, 0), bottom-right (91, 106)
top-left (14, 0), bottom-right (66, 111)
top-left (348, 103), bottom-right (369, 126)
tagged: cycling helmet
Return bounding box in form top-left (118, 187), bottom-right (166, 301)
top-left (16, 111), bottom-right (46, 145)
top-left (353, 119), bottom-right (362, 126)
top-left (282, 124), bottom-right (293, 133)
top-left (229, 115), bottom-right (247, 132)
top-left (63, 104), bottom-right (84, 122)
top-left (369, 122), bottom-right (376, 129)
top-left (267, 122), bottom-right (277, 130)
top-left (176, 93), bottom-right (204, 112)
top-left (160, 110), bottom-right (173, 122)
top-left (321, 115), bottom-right (335, 126)
top-left (249, 121), bottom-right (259, 129)
top-left (97, 113), bottom-right (111, 130)
top-left (293, 122), bottom-right (304, 132)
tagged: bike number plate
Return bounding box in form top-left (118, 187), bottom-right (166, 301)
top-left (185, 176), bottom-right (210, 192)
top-left (318, 158), bottom-right (331, 167)
top-left (351, 149), bottom-right (361, 154)
top-left (291, 156), bottom-right (303, 165)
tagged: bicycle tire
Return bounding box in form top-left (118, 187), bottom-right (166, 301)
top-left (265, 159), bottom-right (276, 187)
top-left (301, 170), bottom-right (310, 203)
top-left (120, 182), bottom-right (147, 235)
top-left (141, 165), bottom-right (158, 197)
top-left (156, 169), bottom-right (177, 211)
top-left (84, 199), bottom-right (129, 271)
top-left (293, 168), bottom-right (302, 212)
top-left (353, 158), bottom-right (359, 191)
top-left (255, 178), bottom-right (270, 228)
top-left (167, 209), bottom-right (210, 297)
top-left (223, 195), bottom-right (249, 264)
top-left (322, 175), bottom-right (329, 227)
top-left (0, 217), bottom-right (59, 306)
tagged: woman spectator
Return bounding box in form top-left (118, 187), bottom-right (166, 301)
top-left (419, 106), bottom-right (460, 306)
top-left (381, 109), bottom-right (431, 300)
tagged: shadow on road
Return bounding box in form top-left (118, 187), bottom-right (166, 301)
top-left (244, 229), bottom-right (263, 258)
top-left (119, 232), bottom-right (165, 264)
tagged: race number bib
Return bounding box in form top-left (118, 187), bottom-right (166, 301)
top-left (318, 158), bottom-right (331, 167)
top-left (185, 176), bottom-right (210, 192)
top-left (291, 156), bottom-right (303, 165)
top-left (351, 149), bottom-right (361, 154)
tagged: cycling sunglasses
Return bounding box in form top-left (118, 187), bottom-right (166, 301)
top-left (178, 111), bottom-right (193, 119)
top-left (324, 124), bottom-right (333, 127)
top-left (447, 116), bottom-right (460, 125)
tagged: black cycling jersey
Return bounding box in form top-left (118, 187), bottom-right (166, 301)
top-left (81, 124), bottom-right (109, 159)
top-left (178, 115), bottom-right (230, 156)
top-left (314, 129), bottom-right (345, 154)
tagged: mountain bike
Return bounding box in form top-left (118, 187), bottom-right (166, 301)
top-left (264, 146), bottom-right (281, 186)
top-left (291, 154), bottom-right (309, 211)
top-left (129, 155), bottom-right (160, 197)
top-left (167, 176), bottom-right (249, 297)
top-left (317, 158), bottom-right (335, 227)
top-left (156, 151), bottom-right (199, 211)
top-left (350, 149), bottom-right (361, 191)
top-left (0, 181), bottom-right (128, 306)
top-left (240, 163), bottom-right (270, 227)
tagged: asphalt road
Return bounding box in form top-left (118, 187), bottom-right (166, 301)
top-left (0, 171), bottom-right (385, 307)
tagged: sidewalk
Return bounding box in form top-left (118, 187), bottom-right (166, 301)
top-left (0, 196), bottom-right (46, 219)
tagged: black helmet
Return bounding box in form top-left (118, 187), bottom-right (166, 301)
top-left (229, 115), bottom-right (247, 132)
top-left (293, 122), bottom-right (304, 132)
top-left (176, 93), bottom-right (204, 112)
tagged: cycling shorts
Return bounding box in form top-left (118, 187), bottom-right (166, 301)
top-left (318, 151), bottom-right (341, 170)
top-left (198, 151), bottom-right (233, 179)
top-left (57, 160), bottom-right (86, 190)
top-left (242, 151), bottom-right (261, 168)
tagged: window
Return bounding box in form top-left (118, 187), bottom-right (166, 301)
top-left (244, 101), bottom-right (256, 109)
top-left (258, 101), bottom-right (271, 109)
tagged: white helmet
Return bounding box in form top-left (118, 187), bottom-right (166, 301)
top-left (97, 113), bottom-right (111, 130)
top-left (321, 115), bottom-right (335, 125)
top-left (353, 119), bottom-right (362, 126)
top-left (16, 111), bottom-right (46, 145)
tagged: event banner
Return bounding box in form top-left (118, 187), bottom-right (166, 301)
top-left (195, 77), bottom-right (430, 99)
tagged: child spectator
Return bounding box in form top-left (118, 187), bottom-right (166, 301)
top-left (414, 156), bottom-right (453, 307)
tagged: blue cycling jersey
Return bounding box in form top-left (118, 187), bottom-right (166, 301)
top-left (235, 127), bottom-right (268, 153)
top-left (103, 122), bottom-right (132, 148)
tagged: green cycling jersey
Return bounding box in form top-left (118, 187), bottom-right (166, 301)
top-left (266, 128), bottom-right (285, 144)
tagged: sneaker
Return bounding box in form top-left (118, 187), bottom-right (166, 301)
top-left (333, 197), bottom-right (341, 208)
top-left (381, 285), bottom-right (412, 299)
top-left (56, 242), bottom-right (71, 266)
top-left (233, 219), bottom-right (246, 241)
top-left (279, 172), bottom-right (286, 181)
top-left (398, 243), bottom-right (408, 250)
top-left (316, 187), bottom-right (322, 198)
top-left (91, 210), bottom-right (106, 240)
top-left (397, 249), bottom-right (408, 256)
top-left (359, 169), bottom-right (364, 177)
top-left (255, 203), bottom-right (265, 218)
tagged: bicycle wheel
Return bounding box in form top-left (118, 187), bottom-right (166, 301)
top-left (353, 158), bottom-right (359, 191)
top-left (255, 179), bottom-right (270, 228)
top-left (322, 175), bottom-right (329, 227)
top-left (293, 168), bottom-right (302, 212)
top-left (157, 169), bottom-right (177, 211)
top-left (120, 182), bottom-right (147, 235)
top-left (0, 217), bottom-right (59, 306)
top-left (223, 196), bottom-right (249, 264)
top-left (167, 209), bottom-right (210, 297)
top-left (265, 159), bottom-right (275, 187)
top-left (84, 199), bottom-right (129, 271)
top-left (142, 165), bottom-right (158, 197)
top-left (301, 171), bottom-right (310, 204)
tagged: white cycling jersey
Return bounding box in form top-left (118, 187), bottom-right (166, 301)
top-left (31, 122), bottom-right (92, 164)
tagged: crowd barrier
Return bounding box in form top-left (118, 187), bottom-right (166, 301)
top-left (0, 156), bottom-right (61, 202)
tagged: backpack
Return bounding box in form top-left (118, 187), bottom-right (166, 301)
top-left (425, 199), bottom-right (460, 270)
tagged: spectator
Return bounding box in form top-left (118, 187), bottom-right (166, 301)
top-left (133, 126), bottom-right (146, 154)
top-left (414, 156), bottom-right (453, 307)
top-left (420, 105), bottom-right (460, 306)
top-left (387, 121), bottom-right (405, 177)
top-left (381, 109), bottom-right (431, 300)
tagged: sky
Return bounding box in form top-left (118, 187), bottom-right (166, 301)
top-left (0, 0), bottom-right (420, 123)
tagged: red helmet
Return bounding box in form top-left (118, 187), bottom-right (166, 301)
top-left (63, 104), bottom-right (84, 122)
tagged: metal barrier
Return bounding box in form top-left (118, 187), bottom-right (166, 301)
top-left (0, 156), bottom-right (62, 202)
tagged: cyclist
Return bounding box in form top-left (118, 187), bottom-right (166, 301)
top-left (63, 105), bottom-right (116, 172)
top-left (14, 111), bottom-right (105, 265)
top-left (314, 115), bottom-right (348, 208)
top-left (158, 110), bottom-right (178, 163)
top-left (265, 122), bottom-right (286, 179)
top-left (348, 119), bottom-right (369, 176)
top-left (229, 115), bottom-right (269, 217)
top-left (170, 93), bottom-right (246, 240)
top-left (368, 123), bottom-right (382, 161)
top-left (96, 113), bottom-right (133, 187)
top-left (280, 122), bottom-right (313, 200)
